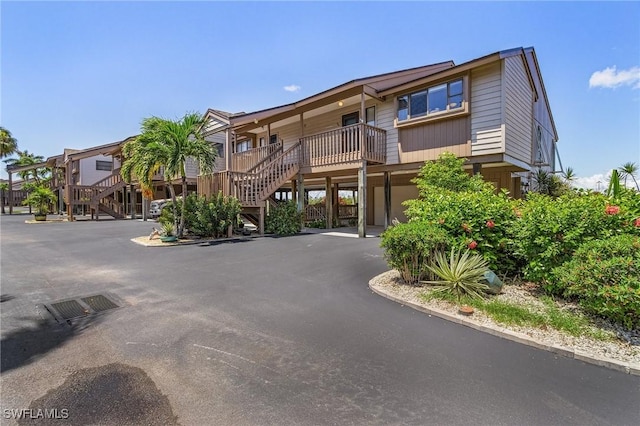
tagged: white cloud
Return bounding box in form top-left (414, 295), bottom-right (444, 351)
top-left (573, 172), bottom-right (611, 190)
top-left (589, 66), bottom-right (640, 89)
top-left (283, 84), bottom-right (301, 92)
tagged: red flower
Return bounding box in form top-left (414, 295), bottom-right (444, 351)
top-left (468, 241), bottom-right (478, 250)
top-left (486, 220), bottom-right (495, 229)
top-left (634, 218), bottom-right (640, 227)
top-left (605, 205), bottom-right (620, 215)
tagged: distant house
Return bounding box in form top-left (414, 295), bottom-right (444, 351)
top-left (198, 47), bottom-right (560, 236)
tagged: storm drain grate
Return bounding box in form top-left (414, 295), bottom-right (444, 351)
top-left (81, 295), bottom-right (119, 312)
top-left (50, 299), bottom-right (90, 320)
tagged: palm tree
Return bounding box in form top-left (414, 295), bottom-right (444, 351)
top-left (121, 112), bottom-right (216, 237)
top-left (618, 162), bottom-right (639, 191)
top-left (562, 167), bottom-right (576, 186)
top-left (0, 127), bottom-right (20, 159)
top-left (4, 150), bottom-right (47, 184)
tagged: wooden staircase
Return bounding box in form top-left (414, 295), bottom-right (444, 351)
top-left (66, 170), bottom-right (127, 220)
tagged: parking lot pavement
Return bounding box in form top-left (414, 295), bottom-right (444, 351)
top-left (1, 215), bottom-right (639, 425)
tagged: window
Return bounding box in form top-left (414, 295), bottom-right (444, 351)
top-left (96, 160), bottom-right (112, 171)
top-left (269, 134), bottom-right (278, 145)
top-left (342, 112), bottom-right (359, 127)
top-left (366, 106), bottom-right (376, 126)
top-left (397, 79), bottom-right (464, 122)
top-left (215, 143), bottom-right (224, 158)
top-left (236, 139), bottom-right (252, 153)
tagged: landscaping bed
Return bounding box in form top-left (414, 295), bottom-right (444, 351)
top-left (371, 269), bottom-right (640, 367)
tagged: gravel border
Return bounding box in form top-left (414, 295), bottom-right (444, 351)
top-left (370, 270), bottom-right (640, 376)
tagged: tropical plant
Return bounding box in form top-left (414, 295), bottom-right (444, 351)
top-left (412, 151), bottom-right (490, 195)
top-left (606, 169), bottom-right (622, 199)
top-left (161, 221), bottom-right (175, 237)
top-left (380, 221), bottom-right (449, 284)
top-left (422, 249), bottom-right (490, 304)
top-left (121, 112), bottom-right (217, 237)
top-left (0, 127), bottom-right (19, 159)
top-left (22, 185), bottom-right (57, 216)
top-left (4, 150), bottom-right (48, 184)
top-left (562, 167), bottom-right (576, 184)
top-left (0, 182), bottom-right (7, 214)
top-left (551, 234), bottom-right (640, 329)
top-left (265, 201), bottom-right (302, 236)
top-left (618, 162), bottom-right (639, 191)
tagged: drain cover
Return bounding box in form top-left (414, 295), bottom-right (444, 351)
top-left (46, 294), bottom-right (120, 323)
top-left (50, 299), bottom-right (90, 320)
top-left (82, 295), bottom-right (119, 312)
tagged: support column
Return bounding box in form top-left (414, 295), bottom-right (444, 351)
top-left (259, 205), bottom-right (265, 235)
top-left (130, 184), bottom-right (136, 219)
top-left (225, 129), bottom-right (233, 171)
top-left (297, 174), bottom-right (304, 213)
top-left (66, 160), bottom-right (74, 221)
top-left (333, 183), bottom-right (339, 226)
top-left (384, 171), bottom-right (392, 229)
top-left (291, 179), bottom-right (297, 205)
top-left (358, 162), bottom-right (367, 238)
top-left (8, 171), bottom-right (13, 215)
top-left (325, 176), bottom-right (333, 229)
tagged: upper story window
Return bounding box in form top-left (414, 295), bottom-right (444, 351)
top-left (96, 160), bottom-right (112, 171)
top-left (397, 79), bottom-right (464, 122)
top-left (236, 140), bottom-right (252, 153)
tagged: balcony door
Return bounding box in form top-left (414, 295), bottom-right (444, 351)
top-left (341, 112), bottom-right (360, 154)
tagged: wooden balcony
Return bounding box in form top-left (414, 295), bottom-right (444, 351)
top-left (301, 123), bottom-right (386, 168)
top-left (232, 142), bottom-right (283, 172)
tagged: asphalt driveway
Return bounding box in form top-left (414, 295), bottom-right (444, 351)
top-left (1, 215), bottom-right (639, 425)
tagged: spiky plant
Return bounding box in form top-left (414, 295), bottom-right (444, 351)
top-left (422, 249), bottom-right (490, 304)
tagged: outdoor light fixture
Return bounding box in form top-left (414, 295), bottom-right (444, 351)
top-left (338, 101), bottom-right (344, 107)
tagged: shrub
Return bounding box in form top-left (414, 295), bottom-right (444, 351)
top-left (404, 189), bottom-right (520, 274)
top-left (266, 201), bottom-right (302, 236)
top-left (380, 221), bottom-right (448, 284)
top-left (423, 249), bottom-right (490, 303)
top-left (514, 191), bottom-right (640, 283)
top-left (412, 152), bottom-right (489, 194)
top-left (550, 234), bottom-right (640, 329)
top-left (159, 193), bottom-right (241, 238)
top-left (190, 192), bottom-right (242, 238)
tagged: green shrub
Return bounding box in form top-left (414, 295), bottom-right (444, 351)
top-left (412, 152), bottom-right (489, 194)
top-left (159, 193), bottom-right (241, 238)
top-left (380, 221), bottom-right (448, 284)
top-left (190, 192), bottom-right (242, 238)
top-left (514, 191), bottom-right (640, 283)
top-left (404, 189), bottom-right (520, 274)
top-left (266, 201), bottom-right (302, 236)
top-left (550, 234), bottom-right (640, 329)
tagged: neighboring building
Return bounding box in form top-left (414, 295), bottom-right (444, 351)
top-left (198, 47), bottom-right (560, 236)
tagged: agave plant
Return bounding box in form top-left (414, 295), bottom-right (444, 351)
top-left (422, 249), bottom-right (490, 304)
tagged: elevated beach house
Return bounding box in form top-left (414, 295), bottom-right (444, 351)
top-left (198, 47), bottom-right (559, 236)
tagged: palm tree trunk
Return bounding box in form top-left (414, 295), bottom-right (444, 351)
top-left (632, 175), bottom-right (640, 191)
top-left (1, 189), bottom-right (5, 214)
top-left (178, 175), bottom-right (187, 238)
top-left (167, 182), bottom-right (178, 235)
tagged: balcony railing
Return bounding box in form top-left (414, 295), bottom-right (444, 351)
top-left (301, 123), bottom-right (386, 167)
top-left (232, 142), bottom-right (283, 172)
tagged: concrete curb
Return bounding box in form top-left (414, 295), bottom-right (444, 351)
top-left (131, 235), bottom-right (254, 247)
top-left (369, 276), bottom-right (640, 376)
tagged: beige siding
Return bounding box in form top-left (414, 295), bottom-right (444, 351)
top-left (471, 62), bottom-right (504, 155)
top-left (525, 50), bottom-right (556, 171)
top-left (377, 100), bottom-right (399, 164)
top-left (255, 100), bottom-right (381, 150)
top-left (398, 116), bottom-right (470, 163)
top-left (503, 56), bottom-right (533, 164)
top-left (185, 157), bottom-right (199, 178)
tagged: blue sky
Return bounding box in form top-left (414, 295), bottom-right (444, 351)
top-left (2, 1), bottom-right (639, 187)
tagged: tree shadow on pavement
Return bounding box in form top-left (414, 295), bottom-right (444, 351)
top-left (1, 315), bottom-right (100, 373)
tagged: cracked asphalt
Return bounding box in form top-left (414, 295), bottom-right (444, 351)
top-left (1, 215), bottom-right (639, 425)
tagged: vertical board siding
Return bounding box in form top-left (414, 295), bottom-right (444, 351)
top-left (471, 62), bottom-right (504, 155)
top-left (377, 101), bottom-right (399, 164)
top-left (398, 116), bottom-right (470, 163)
top-left (503, 56), bottom-right (533, 164)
